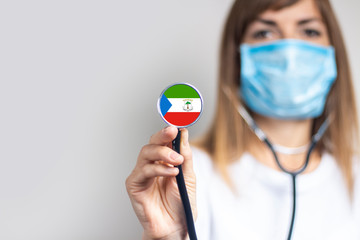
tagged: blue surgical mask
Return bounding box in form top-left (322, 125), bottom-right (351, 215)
top-left (239, 39), bottom-right (337, 119)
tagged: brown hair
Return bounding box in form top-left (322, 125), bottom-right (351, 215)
top-left (196, 0), bottom-right (359, 195)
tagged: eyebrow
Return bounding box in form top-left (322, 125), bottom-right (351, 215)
top-left (255, 17), bottom-right (322, 26)
top-left (298, 18), bottom-right (321, 25)
top-left (256, 18), bottom-right (277, 26)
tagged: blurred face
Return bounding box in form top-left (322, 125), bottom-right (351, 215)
top-left (242, 0), bottom-right (330, 46)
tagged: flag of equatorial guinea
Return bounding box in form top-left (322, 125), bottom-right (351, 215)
top-left (158, 83), bottom-right (203, 127)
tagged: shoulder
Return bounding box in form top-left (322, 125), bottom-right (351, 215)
top-left (190, 147), bottom-right (215, 239)
top-left (191, 146), bottom-right (215, 179)
top-left (353, 154), bottom-right (360, 193)
top-left (351, 155), bottom-right (360, 195)
top-left (352, 155), bottom-right (360, 233)
top-left (353, 155), bottom-right (360, 176)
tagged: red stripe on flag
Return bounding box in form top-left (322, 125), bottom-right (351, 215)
top-left (164, 112), bottom-right (200, 126)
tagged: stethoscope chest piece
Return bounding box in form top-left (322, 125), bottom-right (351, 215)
top-left (157, 83), bottom-right (203, 128)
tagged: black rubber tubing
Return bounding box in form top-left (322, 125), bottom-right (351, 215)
top-left (172, 129), bottom-right (197, 240)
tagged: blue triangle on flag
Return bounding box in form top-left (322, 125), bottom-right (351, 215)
top-left (160, 94), bottom-right (172, 116)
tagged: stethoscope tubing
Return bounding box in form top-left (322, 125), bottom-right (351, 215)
top-left (263, 137), bottom-right (318, 240)
top-left (171, 103), bottom-right (330, 240)
top-left (172, 129), bottom-right (197, 240)
top-left (239, 106), bottom-right (330, 240)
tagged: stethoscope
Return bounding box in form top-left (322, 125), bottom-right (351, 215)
top-left (237, 105), bottom-right (331, 240)
top-left (160, 84), bottom-right (331, 240)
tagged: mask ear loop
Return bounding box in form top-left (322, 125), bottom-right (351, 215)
top-left (222, 85), bottom-right (332, 239)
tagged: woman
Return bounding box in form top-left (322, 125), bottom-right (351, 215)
top-left (126, 0), bottom-right (360, 239)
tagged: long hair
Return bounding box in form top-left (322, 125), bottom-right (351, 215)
top-left (196, 0), bottom-right (359, 195)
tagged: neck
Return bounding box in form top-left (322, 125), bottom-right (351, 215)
top-left (254, 114), bottom-right (312, 147)
top-left (248, 114), bottom-right (321, 173)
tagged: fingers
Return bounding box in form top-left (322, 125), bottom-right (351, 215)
top-left (138, 144), bottom-right (184, 167)
top-left (142, 163), bottom-right (179, 179)
top-left (147, 127), bottom-right (193, 174)
top-left (149, 126), bottom-right (178, 145)
top-left (129, 142), bottom-right (183, 189)
top-left (127, 127), bottom-right (195, 198)
top-left (126, 162), bottom-right (179, 193)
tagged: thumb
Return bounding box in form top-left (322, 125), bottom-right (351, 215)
top-left (179, 128), bottom-right (194, 175)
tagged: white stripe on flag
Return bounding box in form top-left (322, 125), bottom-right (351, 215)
top-left (167, 98), bottom-right (201, 112)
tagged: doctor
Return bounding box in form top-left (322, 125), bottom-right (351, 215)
top-left (126, 0), bottom-right (360, 239)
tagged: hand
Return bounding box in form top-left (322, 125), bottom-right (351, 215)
top-left (126, 126), bottom-right (197, 240)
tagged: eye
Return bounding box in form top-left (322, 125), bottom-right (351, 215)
top-left (303, 29), bottom-right (321, 37)
top-left (252, 30), bottom-right (273, 39)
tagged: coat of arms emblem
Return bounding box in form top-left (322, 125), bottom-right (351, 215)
top-left (183, 99), bottom-right (193, 111)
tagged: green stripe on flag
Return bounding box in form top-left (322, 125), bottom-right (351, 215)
top-left (164, 84), bottom-right (200, 98)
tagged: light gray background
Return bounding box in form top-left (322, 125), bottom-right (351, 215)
top-left (0, 0), bottom-right (359, 239)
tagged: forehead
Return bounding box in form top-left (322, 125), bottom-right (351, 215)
top-left (259, 0), bottom-right (322, 21)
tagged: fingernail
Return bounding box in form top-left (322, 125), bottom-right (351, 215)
top-left (166, 167), bottom-right (178, 175)
top-left (170, 167), bottom-right (179, 175)
top-left (170, 152), bottom-right (182, 161)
